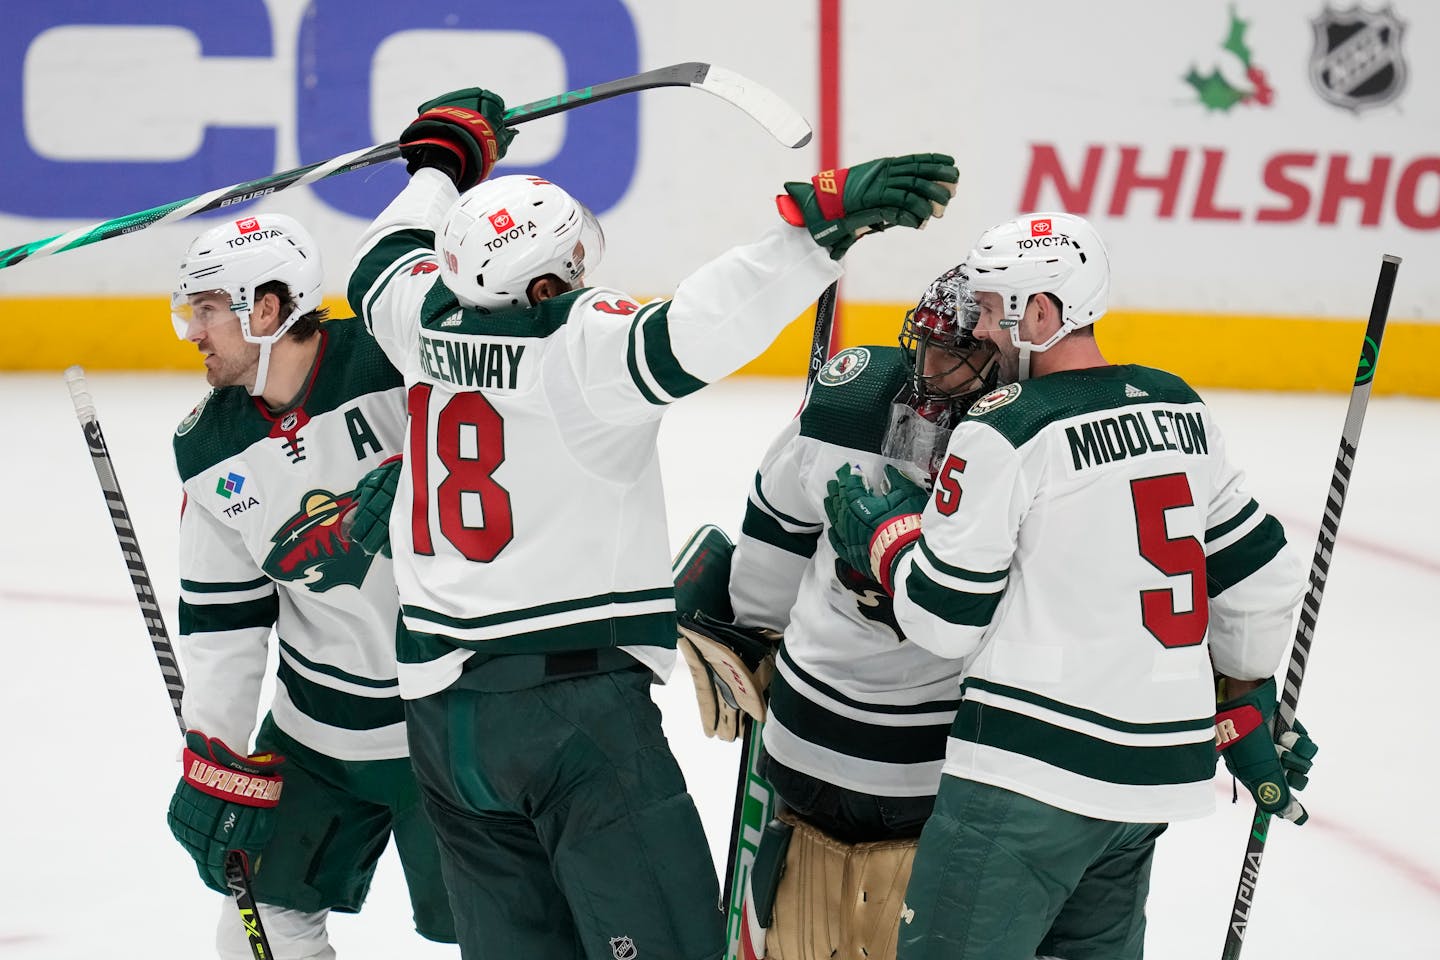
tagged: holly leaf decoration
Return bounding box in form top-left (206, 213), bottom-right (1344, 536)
top-left (1185, 68), bottom-right (1248, 112)
top-left (1223, 8), bottom-right (1254, 69)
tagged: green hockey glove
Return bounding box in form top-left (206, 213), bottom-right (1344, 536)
top-left (399, 87), bottom-right (515, 190)
top-left (168, 731), bottom-right (285, 894)
top-left (823, 464), bottom-right (928, 593)
top-left (1215, 677), bottom-right (1318, 824)
top-left (673, 524), bottom-right (778, 741)
top-left (344, 455), bottom-right (402, 557)
top-left (777, 154), bottom-right (958, 259)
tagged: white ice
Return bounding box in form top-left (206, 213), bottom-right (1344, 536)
top-left (2, 373), bottom-right (1436, 959)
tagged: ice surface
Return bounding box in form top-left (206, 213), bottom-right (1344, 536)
top-left (2, 372), bottom-right (1436, 958)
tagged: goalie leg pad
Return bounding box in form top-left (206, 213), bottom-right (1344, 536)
top-left (767, 810), bottom-right (918, 960)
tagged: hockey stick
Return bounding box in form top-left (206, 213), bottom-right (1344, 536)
top-left (1218, 253), bottom-right (1401, 960)
top-left (0, 62), bottom-right (811, 271)
top-left (64, 366), bottom-right (274, 960)
top-left (721, 285), bottom-right (840, 957)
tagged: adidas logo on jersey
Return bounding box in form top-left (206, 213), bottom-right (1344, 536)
top-left (1125, 384), bottom-right (1149, 398)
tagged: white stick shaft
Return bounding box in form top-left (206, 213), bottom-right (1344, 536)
top-left (63, 364), bottom-right (97, 424)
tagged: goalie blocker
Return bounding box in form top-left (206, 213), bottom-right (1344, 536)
top-left (674, 525), bottom-right (918, 960)
top-left (673, 524), bottom-right (778, 741)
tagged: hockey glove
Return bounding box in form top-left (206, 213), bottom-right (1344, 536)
top-left (824, 464), bottom-right (928, 594)
top-left (167, 731), bottom-right (285, 894)
top-left (399, 87), bottom-right (515, 191)
top-left (679, 614), bottom-right (779, 741)
top-left (673, 524), bottom-right (778, 741)
top-left (777, 154), bottom-right (958, 260)
top-left (1215, 677), bottom-right (1318, 825)
top-left (344, 455), bottom-right (402, 557)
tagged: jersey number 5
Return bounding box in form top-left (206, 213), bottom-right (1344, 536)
top-left (933, 455), bottom-right (967, 516)
top-left (1130, 474), bottom-right (1208, 649)
top-left (407, 384), bottom-right (514, 562)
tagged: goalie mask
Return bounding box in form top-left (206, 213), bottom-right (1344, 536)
top-left (437, 174), bottom-right (605, 311)
top-left (171, 213), bottom-right (324, 397)
top-left (966, 211), bottom-right (1110, 380)
top-left (885, 264), bottom-right (1002, 476)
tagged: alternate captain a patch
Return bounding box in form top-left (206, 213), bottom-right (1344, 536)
top-left (967, 382), bottom-right (1022, 415)
top-left (817, 347), bottom-right (870, 387)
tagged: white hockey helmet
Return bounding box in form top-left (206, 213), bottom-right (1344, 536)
top-left (436, 174), bottom-right (604, 311)
top-left (966, 212), bottom-right (1109, 378)
top-left (171, 213), bottom-right (325, 395)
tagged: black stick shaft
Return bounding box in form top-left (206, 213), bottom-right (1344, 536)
top-left (1219, 254), bottom-right (1400, 959)
top-left (65, 367), bottom-right (274, 960)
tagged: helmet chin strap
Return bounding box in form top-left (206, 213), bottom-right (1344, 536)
top-left (243, 305), bottom-right (304, 398)
top-left (1008, 317), bottom-right (1073, 382)
top-left (248, 339), bottom-right (275, 397)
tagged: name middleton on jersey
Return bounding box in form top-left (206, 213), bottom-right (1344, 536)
top-left (417, 332), bottom-right (527, 390)
top-left (1064, 406), bottom-right (1209, 471)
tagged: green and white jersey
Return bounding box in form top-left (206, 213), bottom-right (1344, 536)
top-left (730, 346), bottom-right (964, 799)
top-left (348, 169), bottom-right (844, 699)
top-left (174, 318), bottom-right (409, 761)
top-left (889, 365), bottom-right (1304, 823)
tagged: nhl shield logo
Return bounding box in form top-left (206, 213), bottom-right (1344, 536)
top-left (609, 936), bottom-right (637, 960)
top-left (1309, 5), bottom-right (1407, 112)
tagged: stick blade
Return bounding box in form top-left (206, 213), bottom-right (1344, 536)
top-left (692, 65), bottom-right (813, 148)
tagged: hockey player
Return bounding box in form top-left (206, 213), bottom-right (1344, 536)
top-left (165, 214), bottom-right (456, 959)
top-left (343, 85), bottom-right (958, 959)
top-left (674, 265), bottom-right (1001, 959)
top-left (824, 212), bottom-right (1318, 959)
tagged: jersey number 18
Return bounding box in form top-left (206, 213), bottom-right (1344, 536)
top-left (407, 384), bottom-right (514, 562)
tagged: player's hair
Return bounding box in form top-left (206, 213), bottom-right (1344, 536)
top-left (256, 279), bottom-right (328, 339)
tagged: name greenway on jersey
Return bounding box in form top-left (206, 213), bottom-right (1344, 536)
top-left (416, 332), bottom-right (527, 389)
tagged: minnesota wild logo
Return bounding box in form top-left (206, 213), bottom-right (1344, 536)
top-left (262, 488), bottom-right (374, 592)
top-left (1184, 7), bottom-right (1274, 112)
top-left (834, 558), bottom-right (903, 642)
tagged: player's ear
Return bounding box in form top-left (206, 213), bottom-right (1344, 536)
top-left (251, 291), bottom-right (284, 336)
top-left (1033, 292), bottom-right (1061, 332)
top-left (526, 274), bottom-right (568, 305)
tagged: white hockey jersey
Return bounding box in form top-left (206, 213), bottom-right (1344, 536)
top-left (348, 169), bottom-right (844, 699)
top-left (174, 318), bottom-right (410, 760)
top-left (889, 365), bottom-right (1304, 823)
top-left (730, 346), bottom-right (965, 798)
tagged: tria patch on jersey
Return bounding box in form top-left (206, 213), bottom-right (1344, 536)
top-left (967, 382), bottom-right (1022, 415)
top-left (817, 347), bottom-right (870, 387)
top-left (176, 390), bottom-right (214, 436)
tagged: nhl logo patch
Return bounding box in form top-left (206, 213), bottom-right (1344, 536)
top-left (967, 382), bottom-right (1022, 416)
top-left (609, 936), bottom-right (637, 960)
top-left (176, 390), bottom-right (214, 436)
top-left (817, 347), bottom-right (870, 387)
top-left (1309, 4), bottom-right (1407, 112)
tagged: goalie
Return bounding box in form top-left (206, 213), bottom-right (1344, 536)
top-left (675, 265), bottom-right (1002, 959)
